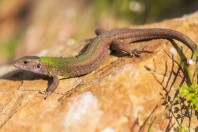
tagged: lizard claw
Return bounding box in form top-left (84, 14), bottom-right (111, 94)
top-left (129, 49), bottom-right (153, 57)
top-left (130, 49), bottom-right (141, 57)
top-left (38, 91), bottom-right (50, 99)
top-left (43, 91), bottom-right (51, 99)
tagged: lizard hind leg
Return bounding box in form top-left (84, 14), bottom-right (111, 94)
top-left (111, 39), bottom-right (153, 57)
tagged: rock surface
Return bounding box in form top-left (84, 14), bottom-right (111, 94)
top-left (0, 12), bottom-right (198, 132)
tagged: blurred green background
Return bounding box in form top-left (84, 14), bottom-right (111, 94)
top-left (0, 0), bottom-right (197, 66)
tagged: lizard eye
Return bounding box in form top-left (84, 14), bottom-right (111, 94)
top-left (36, 64), bottom-right (41, 69)
top-left (24, 61), bottom-right (28, 64)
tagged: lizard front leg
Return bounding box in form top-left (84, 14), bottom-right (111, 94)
top-left (44, 75), bottom-right (59, 99)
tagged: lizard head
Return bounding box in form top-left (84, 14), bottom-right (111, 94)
top-left (13, 56), bottom-right (49, 75)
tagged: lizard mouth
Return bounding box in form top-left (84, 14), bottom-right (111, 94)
top-left (12, 58), bottom-right (29, 70)
top-left (12, 59), bottom-right (21, 68)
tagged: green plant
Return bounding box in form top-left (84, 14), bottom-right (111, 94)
top-left (178, 84), bottom-right (198, 111)
top-left (159, 42), bottom-right (198, 131)
top-left (177, 125), bottom-right (188, 132)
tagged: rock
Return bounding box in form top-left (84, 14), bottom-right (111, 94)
top-left (0, 12), bottom-right (198, 132)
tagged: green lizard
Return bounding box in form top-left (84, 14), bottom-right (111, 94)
top-left (13, 28), bottom-right (198, 98)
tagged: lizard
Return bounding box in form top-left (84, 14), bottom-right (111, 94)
top-left (12, 28), bottom-right (198, 98)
